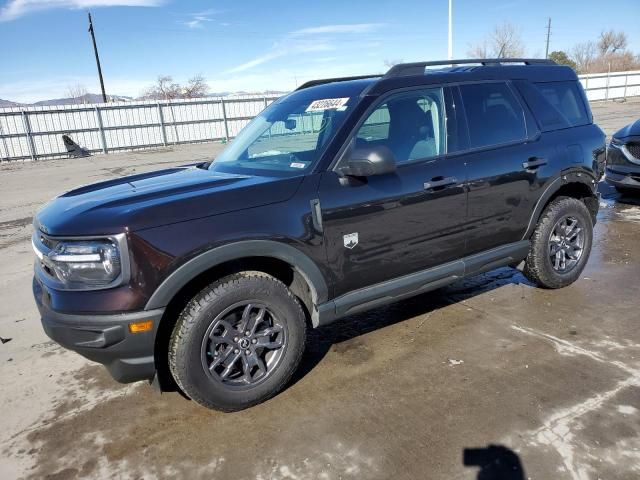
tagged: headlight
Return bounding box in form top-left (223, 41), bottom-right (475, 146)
top-left (33, 233), bottom-right (129, 290)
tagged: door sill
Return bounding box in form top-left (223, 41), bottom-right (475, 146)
top-left (316, 240), bottom-right (530, 327)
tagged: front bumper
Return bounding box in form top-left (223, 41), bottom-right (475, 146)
top-left (33, 276), bottom-right (164, 383)
top-left (605, 167), bottom-right (640, 190)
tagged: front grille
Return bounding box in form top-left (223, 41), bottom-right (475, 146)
top-left (39, 234), bottom-right (57, 250)
top-left (627, 143), bottom-right (640, 160)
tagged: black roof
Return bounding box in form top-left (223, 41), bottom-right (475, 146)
top-left (296, 58), bottom-right (577, 98)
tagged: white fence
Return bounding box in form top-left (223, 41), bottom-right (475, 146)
top-left (0, 95), bottom-right (279, 161)
top-left (1, 69), bottom-right (639, 162)
top-left (579, 69), bottom-right (640, 101)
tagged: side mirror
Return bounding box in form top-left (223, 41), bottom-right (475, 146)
top-left (284, 119), bottom-right (297, 130)
top-left (341, 145), bottom-right (397, 177)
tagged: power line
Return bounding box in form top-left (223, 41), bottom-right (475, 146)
top-left (88, 12), bottom-right (107, 103)
top-left (545, 17), bottom-right (552, 58)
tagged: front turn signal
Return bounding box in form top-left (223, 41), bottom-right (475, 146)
top-left (128, 320), bottom-right (153, 333)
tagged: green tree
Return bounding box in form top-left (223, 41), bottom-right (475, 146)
top-left (548, 51), bottom-right (577, 71)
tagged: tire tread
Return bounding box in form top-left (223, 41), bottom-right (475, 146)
top-left (523, 196), bottom-right (593, 289)
top-left (168, 271), bottom-right (306, 411)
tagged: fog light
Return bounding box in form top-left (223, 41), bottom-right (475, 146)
top-left (128, 320), bottom-right (153, 333)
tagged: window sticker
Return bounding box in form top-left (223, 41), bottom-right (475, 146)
top-left (289, 162), bottom-right (307, 169)
top-left (306, 97), bottom-right (349, 112)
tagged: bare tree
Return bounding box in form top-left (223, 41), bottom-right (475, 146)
top-left (468, 22), bottom-right (525, 58)
top-left (142, 75), bottom-right (210, 100)
top-left (182, 75), bottom-right (209, 98)
top-left (571, 41), bottom-right (597, 73)
top-left (570, 33), bottom-right (639, 74)
top-left (468, 42), bottom-right (489, 59)
top-left (491, 22), bottom-right (525, 57)
top-left (598, 30), bottom-right (628, 56)
top-left (142, 76), bottom-right (182, 100)
top-left (66, 84), bottom-right (88, 104)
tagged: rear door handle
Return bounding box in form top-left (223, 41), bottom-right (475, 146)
top-left (522, 157), bottom-right (547, 170)
top-left (424, 176), bottom-right (457, 190)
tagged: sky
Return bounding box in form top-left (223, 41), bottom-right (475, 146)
top-left (0, 0), bottom-right (639, 103)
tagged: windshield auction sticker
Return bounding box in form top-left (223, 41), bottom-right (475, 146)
top-left (305, 97), bottom-right (349, 112)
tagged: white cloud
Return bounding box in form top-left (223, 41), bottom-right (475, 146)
top-left (208, 61), bottom-right (382, 93)
top-left (291, 23), bottom-right (384, 36)
top-left (0, 0), bottom-right (164, 22)
top-left (183, 16), bottom-right (209, 29)
top-left (181, 8), bottom-right (217, 29)
top-left (226, 23), bottom-right (385, 74)
top-left (226, 43), bottom-right (335, 74)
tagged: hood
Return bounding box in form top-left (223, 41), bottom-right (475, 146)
top-left (613, 119), bottom-right (640, 140)
top-left (36, 166), bottom-right (303, 236)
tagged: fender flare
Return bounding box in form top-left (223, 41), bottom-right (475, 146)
top-left (522, 171), bottom-right (597, 240)
top-left (144, 240), bottom-right (329, 324)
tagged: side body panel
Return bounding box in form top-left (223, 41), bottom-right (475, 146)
top-left (317, 160), bottom-right (467, 297)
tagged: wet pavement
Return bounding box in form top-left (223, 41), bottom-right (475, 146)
top-left (0, 100), bottom-right (639, 480)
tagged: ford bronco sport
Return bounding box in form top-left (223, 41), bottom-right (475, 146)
top-left (32, 59), bottom-right (605, 411)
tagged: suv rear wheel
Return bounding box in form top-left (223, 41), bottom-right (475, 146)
top-left (168, 272), bottom-right (306, 411)
top-left (523, 197), bottom-right (593, 289)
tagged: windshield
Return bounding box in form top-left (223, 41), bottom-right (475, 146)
top-left (209, 95), bottom-right (354, 177)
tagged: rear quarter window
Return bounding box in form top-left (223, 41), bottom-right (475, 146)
top-left (517, 80), bottom-right (590, 131)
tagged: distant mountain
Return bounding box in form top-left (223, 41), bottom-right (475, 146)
top-left (32, 93), bottom-right (133, 106)
top-left (0, 98), bottom-right (22, 108)
top-left (0, 90), bottom-right (286, 109)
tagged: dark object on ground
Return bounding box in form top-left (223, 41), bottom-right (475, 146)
top-left (0, 337), bottom-right (12, 344)
top-left (62, 135), bottom-right (90, 158)
top-left (464, 444), bottom-right (526, 480)
top-left (32, 58), bottom-right (605, 411)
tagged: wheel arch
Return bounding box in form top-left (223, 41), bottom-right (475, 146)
top-left (523, 173), bottom-right (599, 240)
top-left (148, 240), bottom-right (329, 391)
top-left (145, 240), bottom-right (328, 318)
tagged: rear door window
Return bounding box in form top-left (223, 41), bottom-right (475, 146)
top-left (459, 82), bottom-right (527, 149)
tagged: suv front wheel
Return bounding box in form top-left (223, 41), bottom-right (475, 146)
top-left (168, 272), bottom-right (307, 411)
top-left (523, 197), bottom-right (594, 289)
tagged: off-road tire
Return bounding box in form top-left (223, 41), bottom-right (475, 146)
top-left (168, 272), bottom-right (307, 411)
top-left (523, 197), bottom-right (593, 289)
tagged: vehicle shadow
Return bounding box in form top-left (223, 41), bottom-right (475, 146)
top-left (291, 266), bottom-right (534, 386)
top-left (463, 444), bottom-right (526, 480)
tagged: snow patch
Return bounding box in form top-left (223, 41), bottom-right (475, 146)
top-left (617, 405), bottom-right (638, 415)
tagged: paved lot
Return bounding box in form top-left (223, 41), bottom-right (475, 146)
top-left (0, 99), bottom-right (639, 480)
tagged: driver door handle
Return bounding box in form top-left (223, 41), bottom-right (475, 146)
top-left (424, 176), bottom-right (457, 190)
top-left (522, 157), bottom-right (547, 170)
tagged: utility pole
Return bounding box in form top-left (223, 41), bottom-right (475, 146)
top-left (448, 0), bottom-right (453, 60)
top-left (545, 17), bottom-right (552, 59)
top-left (88, 12), bottom-right (107, 103)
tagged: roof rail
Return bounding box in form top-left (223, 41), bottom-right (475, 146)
top-left (385, 58), bottom-right (556, 78)
top-left (296, 74), bottom-right (381, 91)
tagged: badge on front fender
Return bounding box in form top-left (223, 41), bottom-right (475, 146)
top-left (343, 233), bottom-right (358, 249)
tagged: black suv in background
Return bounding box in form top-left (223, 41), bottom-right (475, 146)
top-left (32, 59), bottom-right (605, 411)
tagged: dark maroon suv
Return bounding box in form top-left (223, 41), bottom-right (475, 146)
top-left (33, 59), bottom-right (605, 411)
